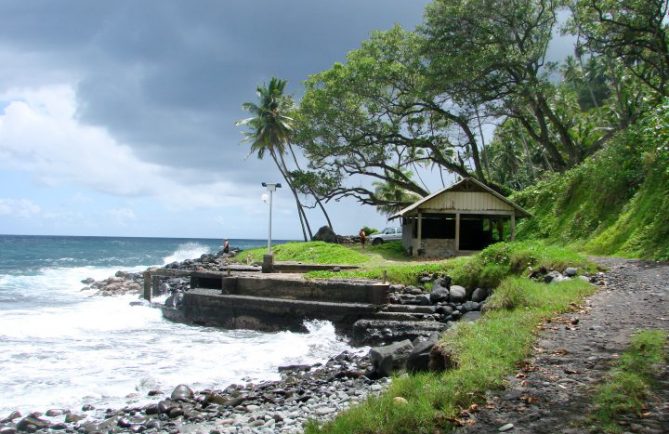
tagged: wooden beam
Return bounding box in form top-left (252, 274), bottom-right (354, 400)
top-left (511, 213), bottom-right (516, 240)
top-left (417, 212), bottom-right (423, 256)
top-left (455, 212), bottom-right (460, 252)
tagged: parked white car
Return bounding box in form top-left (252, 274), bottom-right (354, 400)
top-left (369, 227), bottom-right (402, 245)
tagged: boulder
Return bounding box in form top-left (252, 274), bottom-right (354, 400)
top-left (449, 285), bottom-right (467, 303)
top-left (170, 384), bottom-right (194, 401)
top-left (416, 294), bottom-right (432, 306)
top-left (429, 287), bottom-right (449, 304)
top-left (81, 277), bottom-right (95, 285)
top-left (312, 226), bottom-right (338, 243)
top-left (564, 267), bottom-right (578, 277)
top-left (369, 339), bottom-right (414, 377)
top-left (462, 301), bottom-right (480, 312)
top-left (16, 414), bottom-right (50, 432)
top-left (471, 287), bottom-right (489, 302)
top-left (544, 271), bottom-right (564, 283)
top-left (433, 276), bottom-right (451, 289)
top-left (406, 333), bottom-right (440, 373)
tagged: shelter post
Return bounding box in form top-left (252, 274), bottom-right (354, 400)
top-left (511, 213), bottom-right (516, 240)
top-left (455, 212), bottom-right (461, 252)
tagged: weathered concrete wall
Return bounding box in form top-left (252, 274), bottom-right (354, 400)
top-left (192, 273), bottom-right (389, 305)
top-left (181, 289), bottom-right (380, 334)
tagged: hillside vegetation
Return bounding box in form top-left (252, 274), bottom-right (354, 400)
top-left (515, 100), bottom-right (669, 260)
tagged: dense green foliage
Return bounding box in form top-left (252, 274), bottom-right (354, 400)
top-left (306, 278), bottom-right (595, 434)
top-left (515, 100), bottom-right (669, 260)
top-left (590, 330), bottom-right (668, 433)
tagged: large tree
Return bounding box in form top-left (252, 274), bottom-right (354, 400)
top-left (296, 26), bottom-right (490, 210)
top-left (570, 0), bottom-right (669, 98)
top-left (237, 77), bottom-right (313, 240)
top-left (422, 0), bottom-right (583, 169)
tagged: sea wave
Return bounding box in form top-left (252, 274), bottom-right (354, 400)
top-left (162, 242), bottom-right (212, 265)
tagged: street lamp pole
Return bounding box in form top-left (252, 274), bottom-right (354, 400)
top-left (261, 182), bottom-right (281, 255)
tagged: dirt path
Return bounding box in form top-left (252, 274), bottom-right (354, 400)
top-left (456, 257), bottom-right (669, 434)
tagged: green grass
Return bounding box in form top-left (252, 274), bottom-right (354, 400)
top-left (590, 329), bottom-right (668, 433)
top-left (235, 241), bottom-right (371, 265)
top-left (306, 278), bottom-right (595, 434)
top-left (307, 240), bottom-right (595, 288)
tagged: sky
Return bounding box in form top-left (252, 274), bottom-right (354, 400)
top-left (0, 1), bottom-right (573, 240)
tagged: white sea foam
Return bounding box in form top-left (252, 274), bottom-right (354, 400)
top-left (162, 242), bottom-right (212, 265)
top-left (0, 264), bottom-right (358, 416)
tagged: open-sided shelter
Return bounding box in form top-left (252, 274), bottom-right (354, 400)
top-left (390, 177), bottom-right (531, 257)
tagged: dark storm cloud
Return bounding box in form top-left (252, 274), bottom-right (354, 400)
top-left (0, 0), bottom-right (430, 185)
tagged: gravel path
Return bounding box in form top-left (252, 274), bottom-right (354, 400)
top-left (456, 258), bottom-right (669, 434)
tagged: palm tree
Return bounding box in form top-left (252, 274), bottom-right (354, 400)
top-left (237, 77), bottom-right (312, 241)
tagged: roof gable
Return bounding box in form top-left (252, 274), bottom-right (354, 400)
top-left (391, 177), bottom-right (531, 218)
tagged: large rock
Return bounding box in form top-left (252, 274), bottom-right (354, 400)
top-left (369, 339), bottom-right (414, 377)
top-left (429, 285), bottom-right (450, 304)
top-left (312, 226), bottom-right (338, 243)
top-left (16, 414), bottom-right (50, 432)
top-left (564, 267), bottom-right (578, 277)
top-left (449, 285), bottom-right (467, 303)
top-left (471, 287), bottom-right (489, 302)
top-left (171, 384), bottom-right (194, 401)
top-left (433, 276), bottom-right (451, 289)
top-left (406, 333), bottom-right (440, 373)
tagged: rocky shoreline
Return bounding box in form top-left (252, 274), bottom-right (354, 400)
top-left (0, 351), bottom-right (390, 434)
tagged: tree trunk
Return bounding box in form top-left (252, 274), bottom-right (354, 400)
top-left (287, 144), bottom-right (334, 232)
top-left (270, 151), bottom-right (309, 241)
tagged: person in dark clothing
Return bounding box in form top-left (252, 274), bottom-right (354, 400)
top-left (223, 239), bottom-right (230, 254)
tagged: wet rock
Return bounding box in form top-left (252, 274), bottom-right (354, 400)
top-left (171, 384), bottom-right (194, 401)
top-left (0, 427), bottom-right (17, 434)
top-left (81, 277), bottom-right (95, 285)
top-left (498, 422), bottom-right (514, 432)
top-left (81, 404), bottom-right (95, 411)
top-left (0, 411), bottom-right (21, 424)
top-left (449, 285), bottom-right (467, 303)
top-left (168, 407), bottom-right (184, 418)
top-left (16, 414), bottom-right (50, 431)
top-left (64, 413), bottom-right (85, 423)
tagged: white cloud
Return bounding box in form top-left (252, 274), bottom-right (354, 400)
top-left (0, 198), bottom-right (41, 218)
top-left (108, 207), bottom-right (136, 225)
top-left (0, 84), bottom-right (257, 210)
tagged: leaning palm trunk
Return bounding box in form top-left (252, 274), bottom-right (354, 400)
top-left (271, 150), bottom-right (312, 241)
top-left (278, 151), bottom-right (313, 239)
top-left (287, 144), bottom-right (334, 232)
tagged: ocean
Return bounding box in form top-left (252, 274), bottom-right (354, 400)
top-left (0, 235), bottom-right (358, 417)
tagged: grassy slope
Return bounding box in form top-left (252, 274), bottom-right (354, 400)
top-left (307, 278), bottom-right (595, 433)
top-left (514, 101), bottom-right (669, 260)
